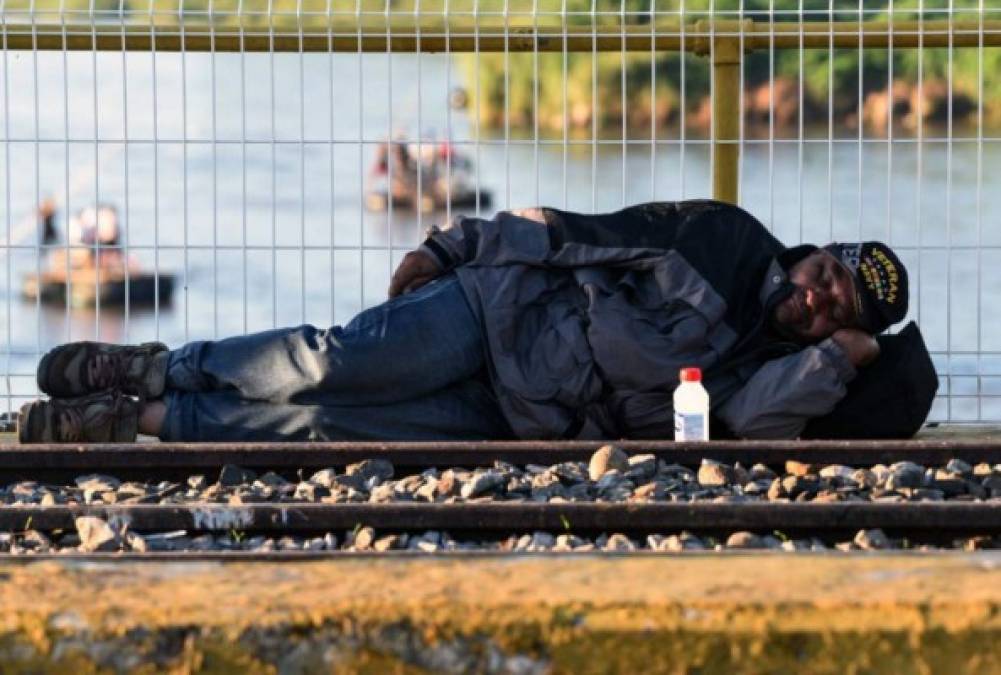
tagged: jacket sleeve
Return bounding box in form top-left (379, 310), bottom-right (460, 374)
top-left (715, 338), bottom-right (857, 440)
top-left (418, 205), bottom-right (679, 270)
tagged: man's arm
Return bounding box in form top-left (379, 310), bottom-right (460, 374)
top-left (421, 204), bottom-right (680, 270)
top-left (389, 203), bottom-right (687, 297)
top-left (716, 331), bottom-right (876, 439)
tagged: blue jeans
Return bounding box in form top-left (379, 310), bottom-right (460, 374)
top-left (160, 275), bottom-right (514, 441)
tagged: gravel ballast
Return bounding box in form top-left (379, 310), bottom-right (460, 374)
top-left (2, 445), bottom-right (1000, 554)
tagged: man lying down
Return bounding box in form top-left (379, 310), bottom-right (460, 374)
top-left (18, 199), bottom-right (910, 444)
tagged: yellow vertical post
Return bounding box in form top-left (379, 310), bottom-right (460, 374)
top-left (698, 20), bottom-right (746, 205)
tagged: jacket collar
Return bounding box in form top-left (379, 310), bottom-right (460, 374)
top-left (758, 244), bottom-right (818, 309)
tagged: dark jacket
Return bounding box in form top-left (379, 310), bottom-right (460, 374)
top-left (420, 200), bottom-right (856, 440)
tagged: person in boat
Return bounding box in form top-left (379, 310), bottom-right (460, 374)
top-left (17, 200), bottom-right (909, 443)
top-left (44, 204), bottom-right (140, 279)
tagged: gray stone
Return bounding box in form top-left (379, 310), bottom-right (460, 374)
top-left (760, 535), bottom-right (784, 550)
top-left (726, 531), bottom-right (766, 549)
top-left (74, 516), bottom-right (119, 552)
top-left (74, 474), bottom-right (121, 492)
top-left (749, 463), bottom-right (777, 481)
top-left (854, 528), bottom-right (891, 550)
top-left (277, 536), bottom-right (302, 551)
top-left (870, 464), bottom-right (891, 483)
top-left (930, 471), bottom-right (967, 496)
top-left (295, 481), bottom-right (332, 501)
top-left (415, 479), bottom-right (438, 502)
top-left (851, 469), bottom-right (878, 488)
top-left (126, 532), bottom-right (148, 553)
top-left (983, 474), bottom-right (1001, 497)
top-left (552, 462), bottom-right (588, 484)
top-left (116, 482), bottom-right (150, 499)
top-left (334, 474), bottom-right (368, 492)
top-left (661, 532), bottom-right (706, 552)
top-left (373, 534), bottom-right (407, 552)
top-left (965, 481), bottom-right (988, 500)
top-left (21, 530), bottom-right (51, 552)
top-left (945, 458), bottom-right (974, 477)
top-left (625, 454), bottom-right (658, 481)
top-left (732, 463), bottom-right (751, 486)
top-left (189, 534), bottom-right (218, 551)
top-left (632, 482), bottom-right (665, 500)
top-left (595, 470), bottom-right (625, 491)
top-left (527, 532), bottom-right (556, 550)
top-left (513, 534), bottom-right (534, 551)
top-left (308, 469), bottom-right (339, 488)
top-left (697, 459), bottom-right (735, 487)
top-left (781, 475), bottom-right (819, 499)
top-left (300, 537), bottom-right (325, 551)
top-left (369, 483), bottom-right (396, 503)
top-left (886, 462), bottom-right (926, 490)
top-left (436, 470), bottom-right (459, 497)
top-left (588, 445), bottom-right (629, 481)
top-left (460, 470), bottom-right (504, 498)
top-left (819, 465), bottom-right (855, 480)
top-left (218, 464), bottom-right (257, 487)
top-left (660, 464), bottom-right (697, 482)
top-left (415, 540), bottom-right (440, 553)
top-left (555, 534), bottom-right (586, 550)
top-left (603, 533), bottom-right (637, 552)
top-left (346, 459), bottom-right (395, 482)
top-left (766, 478), bottom-right (787, 500)
top-left (257, 471), bottom-right (290, 488)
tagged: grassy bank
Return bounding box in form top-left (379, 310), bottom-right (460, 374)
top-left (459, 27), bottom-right (1001, 136)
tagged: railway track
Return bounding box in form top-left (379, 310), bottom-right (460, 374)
top-left (2, 439), bottom-right (1001, 479)
top-left (1, 440), bottom-right (1000, 556)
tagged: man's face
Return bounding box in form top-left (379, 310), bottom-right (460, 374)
top-left (771, 250), bottom-right (861, 343)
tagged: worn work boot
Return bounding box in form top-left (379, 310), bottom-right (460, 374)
top-left (36, 341), bottom-right (168, 399)
top-left (17, 392), bottom-right (139, 444)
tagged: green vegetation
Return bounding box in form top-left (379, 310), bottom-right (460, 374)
top-left (458, 1), bottom-right (1001, 135)
top-left (2, 0), bottom-right (997, 132)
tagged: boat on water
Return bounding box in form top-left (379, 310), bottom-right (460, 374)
top-left (22, 268), bottom-right (175, 308)
top-left (22, 203), bottom-right (175, 308)
top-left (365, 140), bottom-right (493, 213)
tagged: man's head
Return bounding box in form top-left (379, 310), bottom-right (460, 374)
top-left (771, 241), bottom-right (908, 343)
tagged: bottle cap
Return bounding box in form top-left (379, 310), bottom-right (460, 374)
top-left (679, 367), bottom-right (702, 382)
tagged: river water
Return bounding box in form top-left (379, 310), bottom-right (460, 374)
top-left (1, 51), bottom-right (999, 421)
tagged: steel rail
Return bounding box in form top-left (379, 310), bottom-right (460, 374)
top-left (3, 502), bottom-right (1000, 534)
top-left (2, 440), bottom-right (1000, 477)
top-left (4, 549), bottom-right (998, 562)
top-left (0, 19), bottom-right (997, 52)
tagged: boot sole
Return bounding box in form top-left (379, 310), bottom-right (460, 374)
top-left (17, 400), bottom-right (50, 444)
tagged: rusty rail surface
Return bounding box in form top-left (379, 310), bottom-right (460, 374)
top-left (3, 502), bottom-right (1000, 535)
top-left (2, 439), bottom-right (1001, 480)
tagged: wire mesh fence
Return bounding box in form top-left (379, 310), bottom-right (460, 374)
top-left (0, 1), bottom-right (998, 424)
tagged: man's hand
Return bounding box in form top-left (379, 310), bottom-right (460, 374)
top-left (388, 249), bottom-right (443, 298)
top-left (831, 328), bottom-right (880, 368)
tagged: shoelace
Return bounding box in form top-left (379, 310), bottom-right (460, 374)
top-left (57, 407), bottom-right (83, 443)
top-left (89, 352), bottom-right (129, 391)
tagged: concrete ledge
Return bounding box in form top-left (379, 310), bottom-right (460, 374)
top-left (2, 554), bottom-right (1001, 673)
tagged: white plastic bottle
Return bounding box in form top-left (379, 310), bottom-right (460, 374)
top-left (674, 367), bottom-right (710, 441)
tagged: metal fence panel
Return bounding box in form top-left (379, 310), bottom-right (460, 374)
top-left (1, 1), bottom-right (998, 424)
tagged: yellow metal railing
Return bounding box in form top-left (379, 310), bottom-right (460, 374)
top-left (1, 17), bottom-right (998, 204)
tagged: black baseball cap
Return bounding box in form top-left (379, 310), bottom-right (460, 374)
top-left (823, 242), bottom-right (909, 334)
